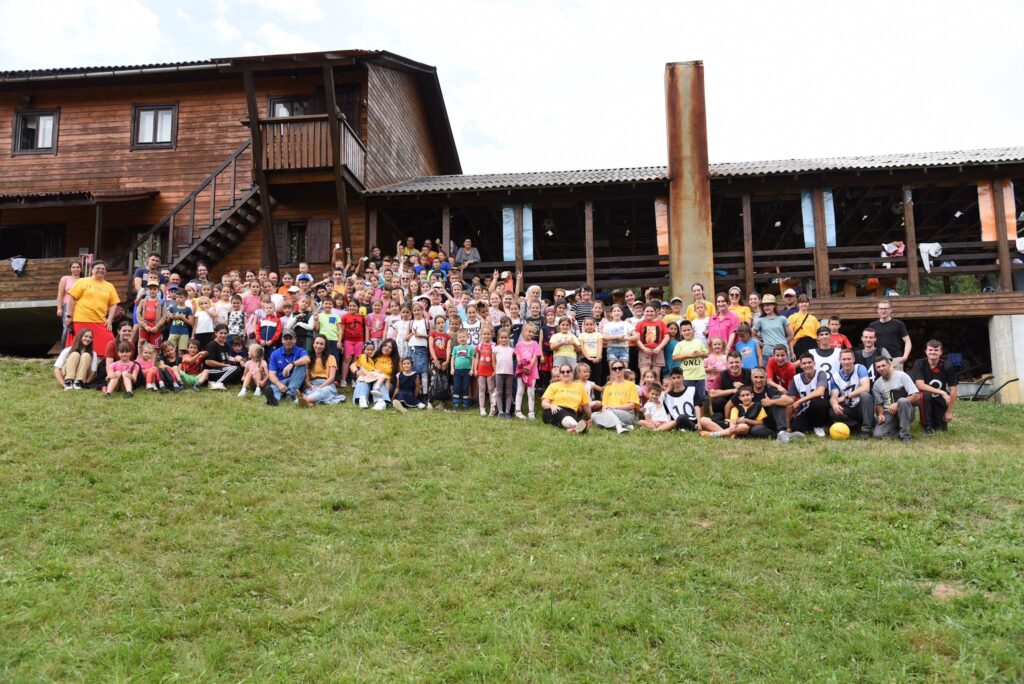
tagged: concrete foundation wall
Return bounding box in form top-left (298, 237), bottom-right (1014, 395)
top-left (988, 315), bottom-right (1024, 403)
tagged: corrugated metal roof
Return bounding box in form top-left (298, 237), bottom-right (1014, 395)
top-left (366, 146), bottom-right (1024, 195)
top-left (0, 60), bottom-right (222, 82)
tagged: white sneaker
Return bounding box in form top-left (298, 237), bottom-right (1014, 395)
top-left (515, 412), bottom-right (528, 420)
top-left (528, 412), bottom-right (535, 420)
top-left (209, 381), bottom-right (225, 391)
top-left (372, 400), bottom-right (386, 411)
top-left (371, 388), bottom-right (382, 400)
top-left (480, 408), bottom-right (487, 416)
top-left (358, 397), bottom-right (369, 408)
top-left (416, 403), bottom-right (426, 409)
top-left (237, 388), bottom-right (248, 397)
top-left (813, 427), bottom-right (827, 438)
top-left (254, 387), bottom-right (262, 397)
top-left (339, 379), bottom-right (348, 388)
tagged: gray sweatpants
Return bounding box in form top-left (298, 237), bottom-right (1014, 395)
top-left (593, 408), bottom-right (636, 431)
top-left (873, 397), bottom-right (914, 440)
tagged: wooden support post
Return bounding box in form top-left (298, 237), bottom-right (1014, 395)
top-left (368, 208), bottom-right (378, 250)
top-left (242, 70), bottom-right (278, 271)
top-left (441, 204), bottom-right (451, 254)
top-left (513, 204), bottom-right (524, 276)
top-left (323, 64), bottom-right (352, 252)
top-left (741, 194), bottom-right (754, 296)
top-left (93, 203), bottom-right (103, 258)
top-left (993, 178), bottom-right (1013, 292)
top-left (584, 200), bottom-right (595, 288)
top-left (902, 186), bottom-right (921, 295)
top-left (811, 188), bottom-right (830, 299)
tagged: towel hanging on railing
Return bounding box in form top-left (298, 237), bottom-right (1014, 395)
top-left (10, 256), bottom-right (26, 277)
top-left (918, 242), bottom-right (942, 273)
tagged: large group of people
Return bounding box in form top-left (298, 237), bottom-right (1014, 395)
top-left (54, 238), bottom-right (958, 442)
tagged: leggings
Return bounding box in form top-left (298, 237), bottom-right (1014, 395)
top-left (494, 373), bottom-right (514, 414)
top-left (477, 375), bottom-right (496, 413)
top-left (515, 379), bottom-right (536, 415)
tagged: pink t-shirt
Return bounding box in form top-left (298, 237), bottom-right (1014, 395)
top-left (108, 360), bottom-right (135, 374)
top-left (244, 358), bottom-right (269, 382)
top-left (493, 345), bottom-right (515, 375)
top-left (514, 340), bottom-right (541, 384)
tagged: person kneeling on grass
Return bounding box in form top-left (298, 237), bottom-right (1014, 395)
top-left (872, 355), bottom-right (919, 444)
top-left (265, 330), bottom-right (309, 406)
top-left (540, 363), bottom-right (592, 433)
top-left (393, 357), bottom-right (426, 411)
top-left (698, 385), bottom-right (766, 438)
top-left (911, 339), bottom-right (957, 435)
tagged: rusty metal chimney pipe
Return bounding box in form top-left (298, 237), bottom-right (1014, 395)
top-left (665, 61), bottom-right (714, 299)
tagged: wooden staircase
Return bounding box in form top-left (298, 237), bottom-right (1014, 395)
top-left (110, 141), bottom-right (274, 278)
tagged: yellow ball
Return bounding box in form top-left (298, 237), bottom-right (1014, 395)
top-left (829, 422), bottom-right (851, 440)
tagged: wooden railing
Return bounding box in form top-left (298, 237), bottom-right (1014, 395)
top-left (475, 255), bottom-right (669, 290)
top-left (0, 258), bottom-right (128, 304)
top-left (109, 141), bottom-right (254, 277)
top-left (258, 114), bottom-right (366, 186)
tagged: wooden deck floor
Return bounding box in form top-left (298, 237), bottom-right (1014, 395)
top-left (809, 292), bottom-right (1024, 320)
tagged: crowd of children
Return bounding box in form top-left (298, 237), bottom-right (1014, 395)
top-left (55, 242), bottom-right (958, 442)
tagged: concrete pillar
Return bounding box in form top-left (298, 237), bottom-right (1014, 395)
top-left (665, 61), bottom-right (714, 300)
top-left (987, 315), bottom-right (1024, 404)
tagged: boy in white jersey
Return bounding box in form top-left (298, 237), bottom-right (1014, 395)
top-left (828, 348), bottom-right (874, 437)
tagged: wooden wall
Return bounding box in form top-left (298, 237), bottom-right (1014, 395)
top-left (365, 64), bottom-right (441, 189)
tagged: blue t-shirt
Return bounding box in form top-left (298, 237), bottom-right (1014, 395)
top-left (735, 339), bottom-right (760, 369)
top-left (269, 345), bottom-right (308, 375)
top-left (167, 303), bottom-right (193, 335)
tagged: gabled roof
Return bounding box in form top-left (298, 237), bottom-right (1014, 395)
top-left (366, 146), bottom-right (1024, 195)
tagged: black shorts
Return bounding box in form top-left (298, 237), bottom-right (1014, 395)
top-left (675, 415), bottom-right (698, 431)
top-left (543, 407), bottom-right (578, 426)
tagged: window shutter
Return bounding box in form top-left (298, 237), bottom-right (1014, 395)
top-left (306, 218), bottom-right (332, 263)
top-left (273, 220), bottom-right (289, 267)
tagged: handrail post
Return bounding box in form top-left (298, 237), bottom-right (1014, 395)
top-left (210, 174), bottom-right (217, 228)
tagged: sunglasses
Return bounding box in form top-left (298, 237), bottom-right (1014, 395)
top-left (611, 366), bottom-right (625, 371)
top-left (560, 370), bottom-right (573, 375)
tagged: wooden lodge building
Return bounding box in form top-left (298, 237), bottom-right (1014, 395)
top-left (1, 49), bottom-right (1023, 399)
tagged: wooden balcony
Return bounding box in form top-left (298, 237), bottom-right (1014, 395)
top-left (0, 258), bottom-right (128, 305)
top-left (257, 114), bottom-right (366, 186)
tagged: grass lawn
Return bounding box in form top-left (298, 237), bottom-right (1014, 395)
top-left (2, 357), bottom-right (1023, 681)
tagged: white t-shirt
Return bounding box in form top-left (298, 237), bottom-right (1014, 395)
top-left (408, 319), bottom-right (429, 347)
top-left (54, 346), bottom-right (99, 372)
top-left (602, 320), bottom-right (633, 349)
top-left (643, 399), bottom-right (670, 422)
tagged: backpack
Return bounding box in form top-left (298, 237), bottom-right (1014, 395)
top-left (429, 368), bottom-right (450, 402)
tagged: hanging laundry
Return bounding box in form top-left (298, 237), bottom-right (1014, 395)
top-left (918, 242), bottom-right (943, 273)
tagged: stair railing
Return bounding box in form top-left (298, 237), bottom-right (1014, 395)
top-left (110, 140), bottom-right (253, 276)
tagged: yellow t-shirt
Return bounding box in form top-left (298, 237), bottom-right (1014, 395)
top-left (549, 332), bottom-right (578, 358)
top-left (310, 354), bottom-right (337, 381)
top-left (663, 312), bottom-right (683, 326)
top-left (729, 305), bottom-right (753, 325)
top-left (578, 331), bottom-right (602, 359)
top-left (373, 355), bottom-right (394, 377)
top-left (69, 277), bottom-right (120, 323)
top-left (541, 381), bottom-right (590, 412)
top-left (730, 401), bottom-right (767, 423)
top-left (788, 312), bottom-right (820, 343)
top-left (355, 353), bottom-right (375, 372)
top-left (601, 381), bottom-right (640, 409)
top-left (686, 301), bottom-right (710, 321)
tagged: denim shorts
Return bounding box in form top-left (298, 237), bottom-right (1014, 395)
top-left (411, 346), bottom-right (429, 374)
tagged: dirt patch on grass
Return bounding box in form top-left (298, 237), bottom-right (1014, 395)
top-left (693, 518), bottom-right (714, 530)
top-left (931, 582), bottom-right (968, 601)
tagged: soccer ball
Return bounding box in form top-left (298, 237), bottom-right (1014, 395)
top-left (829, 422), bottom-right (851, 440)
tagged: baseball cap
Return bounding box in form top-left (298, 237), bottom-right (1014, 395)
top-left (816, 326), bottom-right (831, 335)
top-left (295, 273), bottom-right (314, 282)
top-left (146, 278), bottom-right (160, 288)
top-left (783, 288), bottom-right (797, 296)
top-left (288, 285), bottom-right (300, 293)
top-left (670, 297), bottom-right (683, 304)
top-left (281, 329), bottom-right (295, 338)
top-left (431, 282), bottom-right (444, 290)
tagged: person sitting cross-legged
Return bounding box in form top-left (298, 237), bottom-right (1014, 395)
top-left (265, 330), bottom-right (310, 406)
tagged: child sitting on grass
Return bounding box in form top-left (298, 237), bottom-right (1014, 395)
top-left (179, 338), bottom-right (209, 390)
top-left (238, 344), bottom-right (269, 397)
top-left (697, 385), bottom-right (766, 438)
top-left (392, 357), bottom-right (425, 412)
top-left (638, 382), bottom-right (676, 431)
top-left (106, 342), bottom-right (138, 399)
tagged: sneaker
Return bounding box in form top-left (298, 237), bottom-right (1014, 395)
top-left (158, 384), bottom-right (168, 393)
top-left (357, 397), bottom-right (368, 408)
top-left (191, 384), bottom-right (201, 391)
top-left (923, 426), bottom-right (934, 436)
top-left (901, 435), bottom-right (912, 445)
top-left (64, 380), bottom-right (73, 390)
top-left (237, 388), bottom-right (248, 397)
top-left (528, 412), bottom-right (535, 421)
top-left (515, 412), bottom-right (528, 420)
top-left (172, 385), bottom-right (183, 393)
top-left (576, 419), bottom-right (590, 434)
top-left (105, 392), bottom-right (112, 399)
top-left (147, 384), bottom-right (158, 392)
top-left (209, 381), bottom-right (225, 391)
top-left (371, 388), bottom-right (383, 400)
top-left (124, 391), bottom-right (133, 399)
top-left (480, 408), bottom-right (487, 416)
top-left (616, 425), bottom-right (629, 434)
top-left (813, 427), bottom-right (827, 438)
top-left (339, 379), bottom-right (348, 388)
top-left (776, 431), bottom-right (791, 443)
top-left (265, 392), bottom-right (279, 407)
top-left (254, 387), bottom-right (262, 397)
top-left (73, 381), bottom-right (83, 390)
top-left (789, 431), bottom-right (806, 440)
top-left (372, 400), bottom-right (386, 411)
top-left (416, 403), bottom-right (426, 409)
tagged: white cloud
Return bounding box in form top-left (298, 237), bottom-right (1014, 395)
top-left (240, 0), bottom-right (325, 22)
top-left (257, 22), bottom-right (320, 54)
top-left (209, 17), bottom-right (243, 43)
top-left (176, 8), bottom-right (193, 21)
top-left (0, 0), bottom-right (167, 69)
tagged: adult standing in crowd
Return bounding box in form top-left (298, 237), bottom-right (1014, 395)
top-left (56, 260), bottom-right (81, 346)
top-left (541, 363), bottom-right (592, 433)
top-left (132, 252), bottom-right (165, 292)
top-left (685, 282), bottom-right (710, 321)
top-left (855, 327), bottom-right (883, 383)
top-left (573, 285), bottom-right (595, 326)
top-left (592, 361), bottom-right (641, 433)
top-left (872, 355), bottom-right (919, 443)
top-left (727, 286), bottom-right (752, 324)
top-left (787, 294), bottom-right (819, 357)
top-left (707, 293), bottom-right (740, 351)
top-left (779, 288), bottom-right (800, 317)
top-left (868, 300), bottom-right (911, 371)
top-left (187, 262), bottom-right (213, 290)
top-left (66, 260), bottom-right (121, 353)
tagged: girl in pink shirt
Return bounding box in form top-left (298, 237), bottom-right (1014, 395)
top-left (514, 323), bottom-right (542, 420)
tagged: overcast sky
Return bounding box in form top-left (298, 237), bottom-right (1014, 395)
top-left (2, 0), bottom-right (1021, 174)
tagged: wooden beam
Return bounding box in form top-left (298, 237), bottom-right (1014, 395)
top-left (811, 188), bottom-right (830, 299)
top-left (902, 186), bottom-right (920, 295)
top-left (322, 64), bottom-right (352, 252)
top-left (242, 70), bottom-right (278, 271)
top-left (513, 204), bottom-right (524, 276)
top-left (584, 200), bottom-right (595, 288)
top-left (368, 208), bottom-right (378, 250)
top-left (441, 204), bottom-right (451, 255)
top-left (93, 203), bottom-right (103, 257)
top-left (741, 193), bottom-right (754, 296)
top-left (993, 178), bottom-right (1013, 292)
